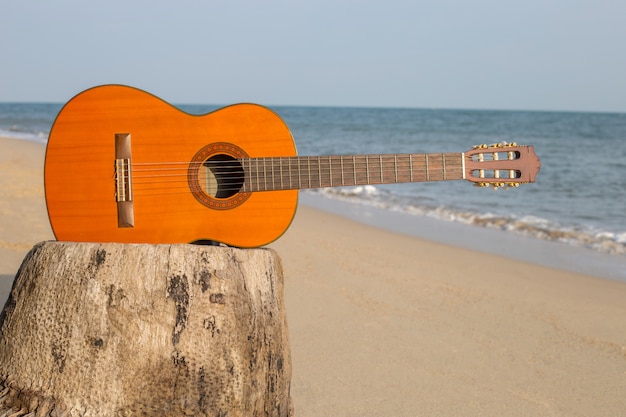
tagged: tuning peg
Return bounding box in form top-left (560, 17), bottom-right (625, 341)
top-left (473, 141), bottom-right (521, 150)
top-left (494, 182), bottom-right (522, 189)
top-left (487, 141), bottom-right (518, 149)
top-left (474, 181), bottom-right (522, 189)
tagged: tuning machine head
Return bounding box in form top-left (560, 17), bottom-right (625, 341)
top-left (472, 141), bottom-right (519, 150)
top-left (474, 181), bottom-right (522, 189)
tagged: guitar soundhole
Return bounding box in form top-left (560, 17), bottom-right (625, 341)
top-left (188, 142), bottom-right (251, 210)
top-left (201, 155), bottom-right (244, 198)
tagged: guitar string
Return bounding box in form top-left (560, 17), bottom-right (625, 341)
top-left (130, 162), bottom-right (466, 175)
top-left (130, 167), bottom-right (467, 181)
top-left (129, 164), bottom-right (467, 183)
top-left (127, 159), bottom-right (471, 194)
top-left (126, 150), bottom-right (504, 168)
top-left (128, 178), bottom-right (513, 197)
top-left (127, 155), bottom-right (498, 176)
top-left (118, 153), bottom-right (512, 197)
top-left (115, 153), bottom-right (512, 197)
top-left (127, 152), bottom-right (481, 168)
top-left (127, 152), bottom-right (474, 166)
top-left (130, 173), bottom-right (468, 192)
top-left (126, 165), bottom-right (474, 197)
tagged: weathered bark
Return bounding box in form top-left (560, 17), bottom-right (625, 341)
top-left (0, 241), bottom-right (292, 417)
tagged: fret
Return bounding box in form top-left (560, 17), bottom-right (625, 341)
top-left (340, 156), bottom-right (345, 186)
top-left (296, 157), bottom-right (301, 189)
top-left (315, 157), bottom-right (321, 187)
top-left (256, 158), bottom-right (261, 192)
top-left (356, 155), bottom-right (369, 185)
top-left (317, 156), bottom-right (322, 188)
top-left (328, 156), bottom-right (333, 187)
top-left (247, 159), bottom-right (254, 192)
top-left (274, 157), bottom-right (280, 190)
top-left (287, 158), bottom-right (292, 189)
top-left (248, 158), bottom-right (252, 191)
top-left (309, 157), bottom-right (319, 188)
top-left (240, 159), bottom-right (246, 192)
top-left (399, 155), bottom-right (412, 183)
top-left (382, 155), bottom-right (397, 184)
top-left (280, 158), bottom-right (285, 189)
top-left (261, 158), bottom-right (266, 191)
top-left (291, 157), bottom-right (297, 189)
top-left (248, 159), bottom-right (254, 192)
top-left (394, 155), bottom-right (398, 183)
top-left (307, 157), bottom-right (312, 188)
top-left (270, 158), bottom-right (274, 190)
top-left (256, 159), bottom-right (265, 191)
top-left (275, 158), bottom-right (281, 190)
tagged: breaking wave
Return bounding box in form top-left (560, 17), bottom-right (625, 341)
top-left (310, 186), bottom-right (626, 256)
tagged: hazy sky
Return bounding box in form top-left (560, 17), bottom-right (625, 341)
top-left (2, 0), bottom-right (625, 112)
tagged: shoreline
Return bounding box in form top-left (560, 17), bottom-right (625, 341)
top-left (2, 135), bottom-right (626, 415)
top-left (0, 137), bottom-right (53, 283)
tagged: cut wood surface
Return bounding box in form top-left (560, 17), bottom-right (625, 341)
top-left (0, 241), bottom-right (292, 417)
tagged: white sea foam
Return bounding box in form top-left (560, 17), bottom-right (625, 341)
top-left (0, 128), bottom-right (48, 143)
top-left (310, 187), bottom-right (626, 256)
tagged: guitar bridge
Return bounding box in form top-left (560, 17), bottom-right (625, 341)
top-left (115, 133), bottom-right (134, 228)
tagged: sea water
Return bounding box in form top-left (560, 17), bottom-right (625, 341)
top-left (1, 102), bottom-right (625, 277)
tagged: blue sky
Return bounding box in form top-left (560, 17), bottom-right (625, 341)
top-left (1, 0), bottom-right (625, 112)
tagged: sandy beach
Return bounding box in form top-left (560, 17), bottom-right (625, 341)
top-left (1, 135), bottom-right (625, 416)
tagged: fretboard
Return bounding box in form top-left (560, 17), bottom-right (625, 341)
top-left (240, 153), bottom-right (464, 192)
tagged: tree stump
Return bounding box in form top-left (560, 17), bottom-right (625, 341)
top-left (0, 241), bottom-right (292, 417)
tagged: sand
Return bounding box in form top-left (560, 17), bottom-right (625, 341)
top-left (0, 137), bottom-right (53, 303)
top-left (1, 135), bottom-right (625, 416)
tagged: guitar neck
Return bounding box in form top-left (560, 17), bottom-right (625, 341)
top-left (240, 152), bottom-right (464, 192)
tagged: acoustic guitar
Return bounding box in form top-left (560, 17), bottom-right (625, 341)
top-left (44, 85), bottom-right (541, 247)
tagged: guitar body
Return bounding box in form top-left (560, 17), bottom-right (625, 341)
top-left (45, 85), bottom-right (298, 247)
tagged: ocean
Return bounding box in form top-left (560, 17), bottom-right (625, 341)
top-left (1, 101), bottom-right (625, 277)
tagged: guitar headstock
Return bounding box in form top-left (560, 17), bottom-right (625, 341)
top-left (465, 142), bottom-right (541, 189)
